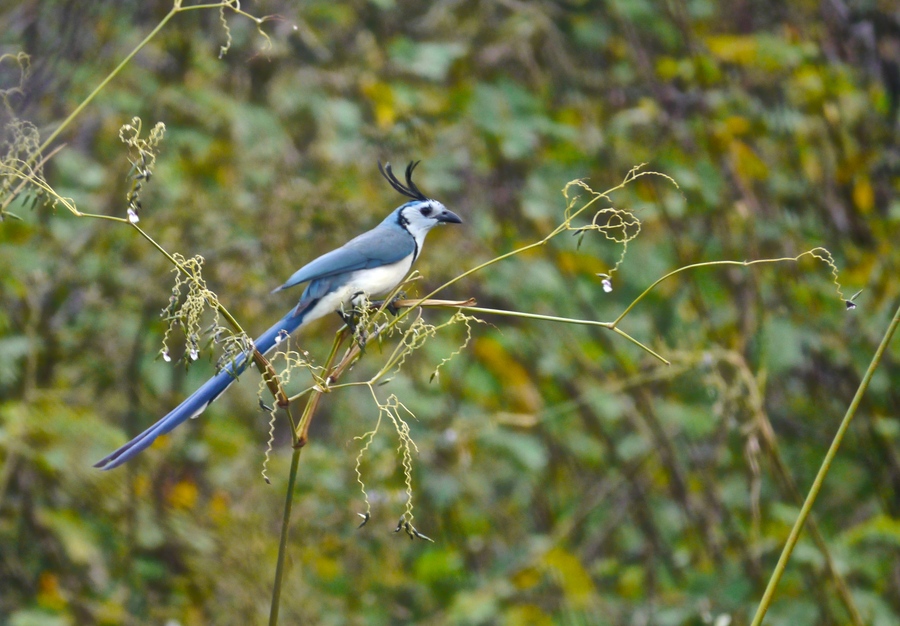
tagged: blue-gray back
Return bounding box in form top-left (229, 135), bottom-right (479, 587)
top-left (273, 211), bottom-right (414, 293)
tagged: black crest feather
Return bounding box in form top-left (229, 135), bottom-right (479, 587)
top-left (379, 160), bottom-right (427, 201)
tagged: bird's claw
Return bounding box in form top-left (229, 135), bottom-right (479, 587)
top-left (386, 291), bottom-right (407, 316)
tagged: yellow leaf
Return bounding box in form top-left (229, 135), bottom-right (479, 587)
top-left (167, 480), bottom-right (198, 510)
top-left (541, 547), bottom-right (597, 609)
top-left (312, 555), bottom-right (342, 581)
top-left (209, 490), bottom-right (231, 521)
top-left (706, 35), bottom-right (758, 65)
top-left (133, 474), bottom-right (150, 498)
top-left (361, 80), bottom-right (396, 129)
top-left (37, 572), bottom-right (67, 611)
top-left (800, 150), bottom-right (823, 184)
top-left (511, 566), bottom-right (541, 590)
top-left (504, 604), bottom-right (555, 626)
top-left (724, 115), bottom-right (751, 136)
top-left (656, 56), bottom-right (681, 81)
top-left (556, 251), bottom-right (601, 275)
top-left (617, 564), bottom-right (645, 599)
top-left (853, 175), bottom-right (874, 214)
top-left (731, 140), bottom-right (769, 181)
top-left (473, 337), bottom-right (542, 413)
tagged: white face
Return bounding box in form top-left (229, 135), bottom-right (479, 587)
top-left (399, 200), bottom-right (456, 241)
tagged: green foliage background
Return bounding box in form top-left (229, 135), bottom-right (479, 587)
top-left (1, 0), bottom-right (899, 624)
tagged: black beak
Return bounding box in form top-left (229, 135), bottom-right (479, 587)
top-left (437, 208), bottom-right (462, 224)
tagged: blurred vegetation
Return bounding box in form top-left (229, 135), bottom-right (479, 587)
top-left (1, 0), bottom-right (899, 624)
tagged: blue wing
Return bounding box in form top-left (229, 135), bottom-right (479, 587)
top-left (272, 221), bottom-right (415, 293)
top-left (95, 214), bottom-right (416, 470)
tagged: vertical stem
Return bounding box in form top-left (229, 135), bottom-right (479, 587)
top-left (760, 424), bottom-right (864, 624)
top-left (268, 331), bottom-right (345, 624)
top-left (35, 8), bottom-right (178, 156)
top-left (269, 445), bottom-right (302, 626)
top-left (750, 299), bottom-right (900, 625)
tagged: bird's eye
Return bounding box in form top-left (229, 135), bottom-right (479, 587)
top-left (420, 205), bottom-right (433, 217)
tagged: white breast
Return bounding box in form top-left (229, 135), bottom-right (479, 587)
top-left (347, 256), bottom-right (416, 297)
top-left (297, 255), bottom-right (415, 327)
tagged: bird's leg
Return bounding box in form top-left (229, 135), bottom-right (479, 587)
top-left (336, 308), bottom-right (359, 337)
top-left (336, 308), bottom-right (353, 327)
top-left (386, 291), bottom-right (407, 316)
top-left (339, 299), bottom-right (368, 350)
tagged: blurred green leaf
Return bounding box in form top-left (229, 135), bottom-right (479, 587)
top-left (389, 39), bottom-right (467, 82)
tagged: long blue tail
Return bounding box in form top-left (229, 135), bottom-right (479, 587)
top-left (94, 309), bottom-right (308, 470)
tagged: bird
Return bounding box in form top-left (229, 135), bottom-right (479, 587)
top-left (94, 161), bottom-right (461, 470)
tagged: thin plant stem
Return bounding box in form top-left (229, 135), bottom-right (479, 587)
top-left (3, 1), bottom-right (268, 215)
top-left (268, 445), bottom-right (302, 626)
top-left (34, 1), bottom-right (262, 158)
top-left (721, 350), bottom-right (863, 624)
top-left (0, 144), bottom-right (66, 217)
top-left (460, 305), bottom-right (612, 328)
top-left (268, 333), bottom-right (346, 624)
top-left (750, 298), bottom-right (900, 625)
top-left (387, 167), bottom-right (674, 330)
top-left (765, 438), bottom-right (864, 625)
top-left (35, 8), bottom-right (178, 158)
top-left (609, 326), bottom-right (669, 365)
top-left (613, 252), bottom-right (837, 327)
top-left (130, 223), bottom-right (247, 335)
top-left (381, 180), bottom-right (609, 330)
top-left (457, 305), bottom-right (670, 364)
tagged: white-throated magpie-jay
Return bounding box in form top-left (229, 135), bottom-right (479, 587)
top-left (94, 161), bottom-right (461, 470)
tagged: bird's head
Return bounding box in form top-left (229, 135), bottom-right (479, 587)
top-left (380, 161), bottom-right (462, 240)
